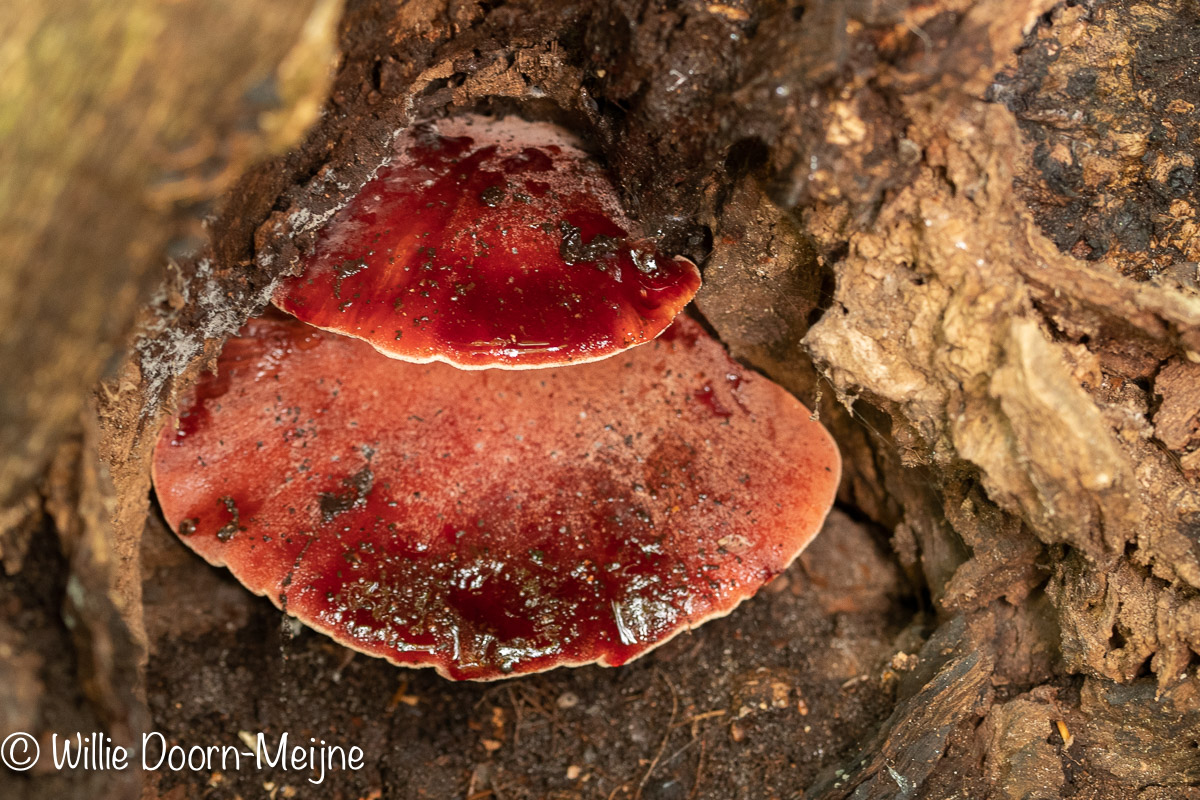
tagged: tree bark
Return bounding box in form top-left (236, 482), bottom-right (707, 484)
top-left (4, 0), bottom-right (1199, 798)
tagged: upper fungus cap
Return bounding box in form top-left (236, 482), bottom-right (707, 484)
top-left (272, 115), bottom-right (702, 370)
top-left (152, 313), bottom-right (841, 680)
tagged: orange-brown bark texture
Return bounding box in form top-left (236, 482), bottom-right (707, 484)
top-left (3, 0), bottom-right (1199, 798)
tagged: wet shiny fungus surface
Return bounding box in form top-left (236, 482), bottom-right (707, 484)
top-left (152, 314), bottom-right (840, 680)
top-left (272, 115), bottom-right (701, 370)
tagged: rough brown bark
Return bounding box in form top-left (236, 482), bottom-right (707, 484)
top-left (4, 0), bottom-right (1199, 798)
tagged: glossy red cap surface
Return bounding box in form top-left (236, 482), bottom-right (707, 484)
top-left (273, 115), bottom-right (701, 370)
top-left (153, 314), bottom-right (840, 680)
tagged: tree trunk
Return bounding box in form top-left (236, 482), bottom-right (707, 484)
top-left (4, 1), bottom-right (1199, 798)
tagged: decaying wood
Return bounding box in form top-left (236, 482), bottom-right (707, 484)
top-left (0, 0), bottom-right (338, 794)
top-left (4, 0), bottom-right (1200, 798)
top-left (0, 0), bottom-right (339, 512)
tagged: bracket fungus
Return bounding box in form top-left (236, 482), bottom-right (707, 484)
top-left (273, 115), bottom-right (702, 370)
top-left (153, 114), bottom-right (841, 680)
top-left (154, 314), bottom-right (840, 679)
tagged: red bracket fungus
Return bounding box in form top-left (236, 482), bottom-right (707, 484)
top-left (153, 114), bottom-right (841, 680)
top-left (153, 313), bottom-right (840, 680)
top-left (273, 115), bottom-right (702, 370)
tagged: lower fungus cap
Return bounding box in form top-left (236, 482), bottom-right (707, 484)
top-left (152, 313), bottom-right (840, 680)
top-left (272, 115), bottom-right (701, 370)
